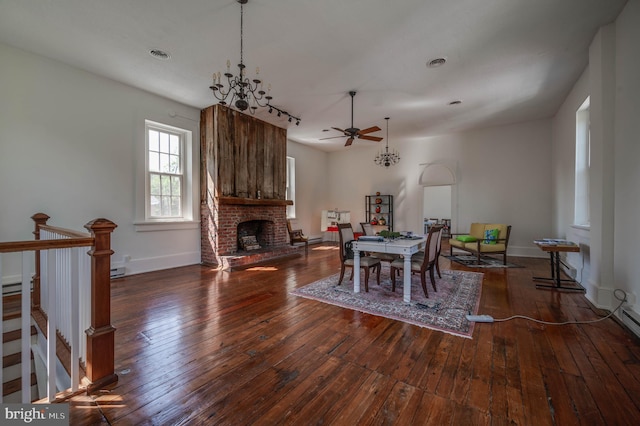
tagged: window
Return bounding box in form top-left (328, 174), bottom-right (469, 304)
top-left (145, 121), bottom-right (191, 221)
top-left (574, 97), bottom-right (590, 227)
top-left (286, 156), bottom-right (296, 218)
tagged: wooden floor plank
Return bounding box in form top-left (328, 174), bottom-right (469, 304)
top-left (434, 335), bottom-right (465, 398)
top-left (313, 370), bottom-right (396, 425)
top-left (465, 322), bottom-right (493, 412)
top-left (51, 242), bottom-right (640, 425)
top-left (369, 380), bottom-right (421, 425)
top-left (562, 373), bottom-right (605, 424)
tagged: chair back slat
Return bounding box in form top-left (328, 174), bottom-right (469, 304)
top-left (424, 225), bottom-right (443, 265)
top-left (337, 223), bottom-right (355, 261)
top-left (360, 222), bottom-right (375, 236)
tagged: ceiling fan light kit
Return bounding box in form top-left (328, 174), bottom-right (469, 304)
top-left (374, 117), bottom-right (400, 168)
top-left (209, 0), bottom-right (300, 125)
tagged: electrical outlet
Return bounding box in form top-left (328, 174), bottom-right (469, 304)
top-left (625, 292), bottom-right (636, 306)
top-left (123, 255), bottom-right (131, 263)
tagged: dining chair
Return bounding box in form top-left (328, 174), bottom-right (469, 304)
top-left (359, 222), bottom-right (399, 264)
top-left (390, 225), bottom-right (442, 298)
top-left (338, 223), bottom-right (381, 292)
top-left (413, 226), bottom-right (444, 278)
top-left (360, 222), bottom-right (375, 236)
top-left (287, 218), bottom-right (309, 253)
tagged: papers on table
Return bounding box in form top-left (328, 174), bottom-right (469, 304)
top-left (358, 235), bottom-right (384, 242)
top-left (534, 238), bottom-right (577, 246)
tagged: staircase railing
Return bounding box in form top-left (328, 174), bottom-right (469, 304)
top-left (0, 213), bottom-right (117, 402)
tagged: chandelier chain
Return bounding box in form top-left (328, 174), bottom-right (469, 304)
top-left (240, 2), bottom-right (244, 66)
top-left (209, 0), bottom-right (300, 125)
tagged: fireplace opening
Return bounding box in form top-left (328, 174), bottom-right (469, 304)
top-left (237, 220), bottom-right (275, 252)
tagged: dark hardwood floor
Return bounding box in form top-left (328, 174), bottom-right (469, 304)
top-left (66, 242), bottom-right (640, 425)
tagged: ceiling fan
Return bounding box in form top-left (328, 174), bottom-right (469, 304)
top-left (320, 91), bottom-right (383, 146)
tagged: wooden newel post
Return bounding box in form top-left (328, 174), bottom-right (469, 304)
top-left (31, 212), bottom-right (50, 309)
top-left (84, 218), bottom-right (118, 392)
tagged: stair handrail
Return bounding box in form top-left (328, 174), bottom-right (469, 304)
top-left (0, 213), bottom-right (117, 401)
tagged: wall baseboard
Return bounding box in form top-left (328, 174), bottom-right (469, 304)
top-left (507, 245), bottom-right (547, 258)
top-left (111, 251), bottom-right (201, 278)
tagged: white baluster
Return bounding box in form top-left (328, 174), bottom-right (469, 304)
top-left (60, 248), bottom-right (68, 343)
top-left (21, 251), bottom-right (31, 403)
top-left (41, 242), bottom-right (48, 314)
top-left (70, 247), bottom-right (80, 391)
top-left (47, 249), bottom-right (56, 401)
top-left (80, 253), bottom-right (90, 364)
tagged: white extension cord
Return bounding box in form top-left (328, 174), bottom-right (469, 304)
top-left (466, 288), bottom-right (628, 325)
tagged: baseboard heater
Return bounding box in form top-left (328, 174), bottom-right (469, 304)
top-left (621, 308), bottom-right (640, 339)
top-left (2, 282), bottom-right (24, 296)
top-left (110, 267), bottom-right (125, 279)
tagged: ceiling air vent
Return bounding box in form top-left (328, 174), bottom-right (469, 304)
top-left (149, 49), bottom-right (171, 60)
top-left (427, 57), bottom-right (447, 68)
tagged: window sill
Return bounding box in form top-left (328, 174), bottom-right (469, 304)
top-left (571, 224), bottom-right (590, 231)
top-left (134, 220), bottom-right (200, 232)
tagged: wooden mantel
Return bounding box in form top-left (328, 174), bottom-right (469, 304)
top-left (218, 196), bottom-right (293, 206)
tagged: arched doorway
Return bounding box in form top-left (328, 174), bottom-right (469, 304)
top-left (419, 162), bottom-right (457, 235)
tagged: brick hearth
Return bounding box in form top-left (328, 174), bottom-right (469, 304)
top-left (201, 198), bottom-right (301, 269)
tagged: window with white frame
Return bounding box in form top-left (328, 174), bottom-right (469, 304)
top-left (286, 156), bottom-right (296, 218)
top-left (574, 97), bottom-right (590, 227)
top-left (145, 121), bottom-right (190, 220)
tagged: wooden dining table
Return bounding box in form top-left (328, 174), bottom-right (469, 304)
top-left (352, 236), bottom-right (426, 303)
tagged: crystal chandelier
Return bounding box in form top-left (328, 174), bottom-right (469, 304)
top-left (209, 0), bottom-right (300, 125)
top-left (374, 117), bottom-right (400, 168)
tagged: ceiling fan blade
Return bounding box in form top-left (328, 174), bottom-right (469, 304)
top-left (331, 127), bottom-right (347, 134)
top-left (358, 126), bottom-right (381, 135)
top-left (345, 137), bottom-right (354, 146)
top-left (319, 135), bottom-right (349, 141)
top-left (358, 135), bottom-right (383, 142)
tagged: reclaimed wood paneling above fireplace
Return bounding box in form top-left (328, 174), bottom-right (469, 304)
top-left (200, 104), bottom-right (288, 202)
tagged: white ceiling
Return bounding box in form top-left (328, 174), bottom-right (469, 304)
top-left (0, 0), bottom-right (627, 152)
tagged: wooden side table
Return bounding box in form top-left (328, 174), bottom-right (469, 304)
top-left (533, 241), bottom-right (584, 291)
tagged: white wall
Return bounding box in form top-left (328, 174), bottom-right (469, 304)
top-left (326, 119), bottom-right (553, 258)
top-left (0, 42), bottom-right (201, 281)
top-left (286, 140), bottom-right (329, 240)
top-left (551, 0), bottom-right (640, 316)
top-left (613, 0), bottom-right (640, 311)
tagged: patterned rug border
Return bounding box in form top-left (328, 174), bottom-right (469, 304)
top-left (291, 269), bottom-right (483, 339)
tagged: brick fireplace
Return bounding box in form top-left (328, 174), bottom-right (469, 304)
top-left (201, 198), bottom-right (301, 269)
top-left (200, 105), bottom-right (300, 269)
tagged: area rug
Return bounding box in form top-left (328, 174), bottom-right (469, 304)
top-left (446, 254), bottom-right (523, 268)
top-left (290, 266), bottom-right (483, 339)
